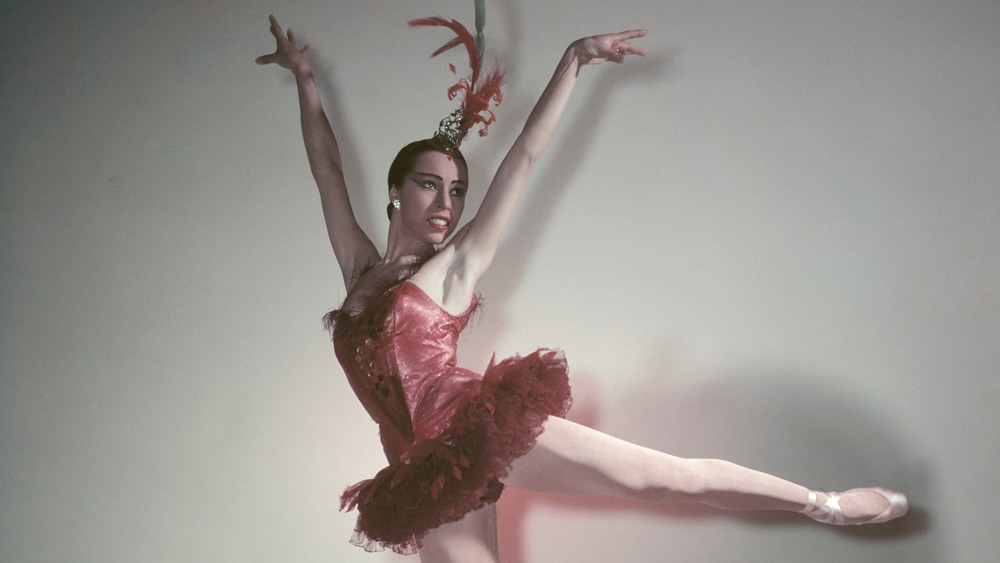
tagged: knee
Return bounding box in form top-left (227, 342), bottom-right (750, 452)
top-left (680, 458), bottom-right (743, 500)
top-left (616, 455), bottom-right (707, 503)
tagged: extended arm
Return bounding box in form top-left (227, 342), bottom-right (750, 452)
top-left (448, 31), bottom-right (647, 286)
top-left (257, 15), bottom-right (379, 287)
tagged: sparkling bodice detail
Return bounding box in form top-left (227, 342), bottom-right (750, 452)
top-left (330, 280), bottom-right (478, 458)
top-left (326, 278), bottom-right (571, 554)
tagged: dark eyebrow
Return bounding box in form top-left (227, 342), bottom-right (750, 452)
top-left (411, 172), bottom-right (442, 180)
top-left (411, 172), bottom-right (466, 185)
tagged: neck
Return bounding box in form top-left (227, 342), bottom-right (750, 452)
top-left (383, 222), bottom-right (436, 264)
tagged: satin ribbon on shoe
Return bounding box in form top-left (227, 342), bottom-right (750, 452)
top-left (799, 488), bottom-right (908, 525)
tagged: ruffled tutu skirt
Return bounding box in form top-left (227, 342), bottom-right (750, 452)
top-left (341, 348), bottom-right (571, 554)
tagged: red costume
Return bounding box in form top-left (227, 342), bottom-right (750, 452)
top-left (326, 280), bottom-right (572, 553)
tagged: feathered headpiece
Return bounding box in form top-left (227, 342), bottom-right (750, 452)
top-left (409, 0), bottom-right (505, 153)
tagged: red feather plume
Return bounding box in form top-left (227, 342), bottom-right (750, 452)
top-left (409, 16), bottom-right (506, 144)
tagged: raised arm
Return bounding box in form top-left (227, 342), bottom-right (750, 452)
top-left (256, 15), bottom-right (379, 288)
top-left (449, 31), bottom-right (647, 285)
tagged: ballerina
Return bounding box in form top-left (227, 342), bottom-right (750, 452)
top-left (256, 12), bottom-right (907, 562)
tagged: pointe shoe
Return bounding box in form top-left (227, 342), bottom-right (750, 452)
top-left (799, 487), bottom-right (908, 525)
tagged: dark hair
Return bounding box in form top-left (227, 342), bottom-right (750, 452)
top-left (386, 139), bottom-right (468, 219)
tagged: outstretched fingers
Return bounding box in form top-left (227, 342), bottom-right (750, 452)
top-left (268, 14), bottom-right (283, 39)
top-left (574, 29), bottom-right (648, 66)
top-left (255, 14), bottom-right (310, 70)
top-left (610, 29), bottom-right (649, 62)
top-left (613, 29), bottom-right (649, 63)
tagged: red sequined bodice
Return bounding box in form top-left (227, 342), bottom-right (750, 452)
top-left (331, 280), bottom-right (479, 460)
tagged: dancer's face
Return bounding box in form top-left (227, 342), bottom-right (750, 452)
top-left (390, 151), bottom-right (468, 244)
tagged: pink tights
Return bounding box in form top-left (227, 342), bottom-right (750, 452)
top-left (417, 416), bottom-right (894, 563)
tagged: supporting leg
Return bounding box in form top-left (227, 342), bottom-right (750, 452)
top-left (418, 504), bottom-right (500, 563)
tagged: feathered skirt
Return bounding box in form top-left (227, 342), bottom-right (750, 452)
top-left (341, 348), bottom-right (571, 554)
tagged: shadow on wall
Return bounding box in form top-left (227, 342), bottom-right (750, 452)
top-left (496, 367), bottom-right (938, 563)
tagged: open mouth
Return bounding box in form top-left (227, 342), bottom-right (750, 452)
top-left (428, 217), bottom-right (450, 231)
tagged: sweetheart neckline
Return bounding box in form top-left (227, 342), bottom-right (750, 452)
top-left (399, 280), bottom-right (478, 319)
top-left (338, 278), bottom-right (477, 321)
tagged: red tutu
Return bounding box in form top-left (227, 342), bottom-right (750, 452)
top-left (329, 281), bottom-right (572, 554)
top-left (341, 349), bottom-right (571, 554)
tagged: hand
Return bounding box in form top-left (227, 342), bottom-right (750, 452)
top-left (569, 30), bottom-right (648, 66)
top-left (255, 15), bottom-right (311, 74)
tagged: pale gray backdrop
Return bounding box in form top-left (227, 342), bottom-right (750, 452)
top-left (2, 0), bottom-right (997, 561)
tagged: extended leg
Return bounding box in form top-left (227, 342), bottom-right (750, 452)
top-left (501, 416), bottom-right (905, 522)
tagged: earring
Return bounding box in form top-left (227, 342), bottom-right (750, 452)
top-left (392, 199), bottom-right (401, 210)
